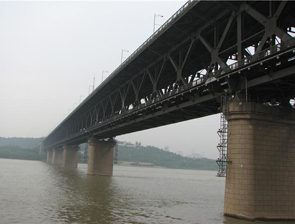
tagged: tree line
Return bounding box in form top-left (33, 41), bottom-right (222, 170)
top-left (0, 145), bottom-right (44, 161)
top-left (116, 145), bottom-right (217, 170)
top-left (0, 137), bottom-right (217, 171)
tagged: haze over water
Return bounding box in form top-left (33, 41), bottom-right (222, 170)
top-left (0, 159), bottom-right (291, 224)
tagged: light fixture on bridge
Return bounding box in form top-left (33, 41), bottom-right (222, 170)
top-left (92, 76), bottom-right (95, 91)
top-left (153, 14), bottom-right (164, 32)
top-left (121, 49), bottom-right (129, 64)
top-left (101, 70), bottom-right (109, 82)
top-left (80, 95), bottom-right (84, 103)
top-left (88, 85), bottom-right (92, 94)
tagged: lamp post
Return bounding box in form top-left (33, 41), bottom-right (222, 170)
top-left (121, 49), bottom-right (129, 64)
top-left (153, 14), bottom-right (164, 32)
top-left (101, 70), bottom-right (108, 82)
top-left (92, 76), bottom-right (95, 91)
top-left (88, 85), bottom-right (92, 94)
top-left (80, 95), bottom-right (84, 103)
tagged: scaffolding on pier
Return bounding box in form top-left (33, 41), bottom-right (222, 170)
top-left (83, 145), bottom-right (88, 163)
top-left (114, 145), bottom-right (118, 164)
top-left (216, 112), bottom-right (228, 177)
top-left (216, 95), bottom-right (228, 177)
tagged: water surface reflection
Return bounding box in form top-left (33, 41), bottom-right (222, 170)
top-left (0, 159), bottom-right (293, 224)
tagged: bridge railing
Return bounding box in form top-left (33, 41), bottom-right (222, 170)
top-left (211, 37), bottom-right (295, 78)
top-left (83, 36), bottom-right (295, 126)
top-left (111, 38), bottom-right (294, 118)
top-left (223, 94), bottom-right (292, 107)
top-left (117, 37), bottom-right (295, 116)
top-left (45, 36), bottom-right (295, 149)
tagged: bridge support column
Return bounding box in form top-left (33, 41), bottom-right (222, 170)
top-left (87, 137), bottom-right (116, 176)
top-left (46, 149), bottom-right (53, 163)
top-left (62, 145), bottom-right (79, 168)
top-left (52, 148), bottom-right (63, 165)
top-left (224, 102), bottom-right (295, 221)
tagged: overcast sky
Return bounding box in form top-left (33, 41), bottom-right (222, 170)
top-left (0, 0), bottom-right (221, 159)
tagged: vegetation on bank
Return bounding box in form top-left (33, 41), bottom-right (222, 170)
top-left (116, 145), bottom-right (217, 171)
top-left (0, 137), bottom-right (43, 148)
top-left (0, 137), bottom-right (217, 171)
top-left (0, 145), bottom-right (45, 161)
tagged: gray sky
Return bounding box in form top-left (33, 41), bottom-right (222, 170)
top-left (0, 1), bottom-right (220, 159)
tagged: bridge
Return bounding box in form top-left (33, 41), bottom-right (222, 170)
top-left (43, 0), bottom-right (295, 221)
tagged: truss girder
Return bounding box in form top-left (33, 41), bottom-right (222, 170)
top-left (43, 1), bottom-right (295, 149)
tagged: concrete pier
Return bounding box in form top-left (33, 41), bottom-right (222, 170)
top-left (46, 149), bottom-right (53, 163)
top-left (62, 145), bottom-right (79, 168)
top-left (52, 148), bottom-right (63, 165)
top-left (224, 102), bottom-right (295, 221)
top-left (87, 137), bottom-right (116, 176)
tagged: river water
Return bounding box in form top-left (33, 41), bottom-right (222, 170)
top-left (0, 159), bottom-right (292, 224)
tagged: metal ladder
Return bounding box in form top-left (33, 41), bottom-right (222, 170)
top-left (114, 145), bottom-right (118, 164)
top-left (216, 97), bottom-right (228, 177)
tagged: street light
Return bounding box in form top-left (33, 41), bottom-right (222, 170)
top-left (88, 85), bottom-right (92, 94)
top-left (121, 49), bottom-right (129, 64)
top-left (153, 14), bottom-right (164, 32)
top-left (92, 76), bottom-right (95, 91)
top-left (80, 95), bottom-right (84, 103)
top-left (101, 70), bottom-right (108, 82)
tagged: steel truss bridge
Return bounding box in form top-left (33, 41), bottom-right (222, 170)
top-left (43, 0), bottom-right (295, 150)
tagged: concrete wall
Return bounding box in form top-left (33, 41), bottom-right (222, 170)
top-left (224, 102), bottom-right (295, 221)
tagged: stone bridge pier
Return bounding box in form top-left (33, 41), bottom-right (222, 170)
top-left (46, 145), bottom-right (79, 168)
top-left (46, 149), bottom-right (53, 163)
top-left (45, 138), bottom-right (116, 176)
top-left (224, 102), bottom-right (295, 221)
top-left (52, 148), bottom-right (63, 165)
top-left (87, 137), bottom-right (116, 176)
top-left (62, 145), bottom-right (79, 168)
